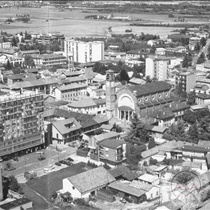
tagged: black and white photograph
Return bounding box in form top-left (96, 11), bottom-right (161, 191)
top-left (0, 0), bottom-right (210, 209)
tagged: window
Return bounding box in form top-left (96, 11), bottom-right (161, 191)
top-left (72, 186), bottom-right (75, 190)
top-left (56, 134), bottom-right (58, 139)
top-left (156, 191), bottom-right (159, 196)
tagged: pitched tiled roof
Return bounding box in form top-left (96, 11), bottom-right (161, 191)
top-left (108, 165), bottom-right (138, 181)
top-left (127, 81), bottom-right (171, 98)
top-left (108, 181), bottom-right (145, 197)
top-left (181, 145), bottom-right (210, 153)
top-left (68, 98), bottom-right (96, 108)
top-left (58, 83), bottom-right (87, 91)
top-left (94, 132), bottom-right (121, 142)
top-left (98, 138), bottom-right (126, 149)
top-left (150, 108), bottom-right (174, 120)
top-left (52, 118), bottom-right (82, 135)
top-left (67, 166), bottom-right (115, 194)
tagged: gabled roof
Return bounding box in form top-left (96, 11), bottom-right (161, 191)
top-left (181, 145), bottom-right (210, 153)
top-left (138, 173), bottom-right (159, 183)
top-left (108, 165), bottom-right (138, 181)
top-left (68, 98), bottom-right (96, 108)
top-left (127, 81), bottom-right (171, 98)
top-left (58, 83), bottom-right (87, 91)
top-left (98, 138), bottom-right (126, 149)
top-left (150, 108), bottom-right (174, 120)
top-left (67, 166), bottom-right (115, 194)
top-left (94, 131), bottom-right (121, 142)
top-left (48, 100), bottom-right (69, 107)
top-left (63, 70), bottom-right (83, 77)
top-left (52, 118), bottom-right (82, 135)
top-left (129, 77), bottom-right (146, 85)
top-left (108, 181), bottom-right (146, 197)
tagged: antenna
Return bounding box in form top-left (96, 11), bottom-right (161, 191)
top-left (48, 6), bottom-right (49, 34)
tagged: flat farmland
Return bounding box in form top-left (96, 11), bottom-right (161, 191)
top-left (0, 6), bottom-right (209, 38)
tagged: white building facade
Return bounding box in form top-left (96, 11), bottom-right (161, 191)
top-left (146, 56), bottom-right (169, 81)
top-left (64, 39), bottom-right (104, 63)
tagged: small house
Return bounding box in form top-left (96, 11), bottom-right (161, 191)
top-left (62, 166), bottom-right (115, 199)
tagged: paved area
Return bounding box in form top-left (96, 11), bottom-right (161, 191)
top-left (2, 145), bottom-right (76, 180)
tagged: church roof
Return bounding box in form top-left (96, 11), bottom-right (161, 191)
top-left (127, 81), bottom-right (171, 97)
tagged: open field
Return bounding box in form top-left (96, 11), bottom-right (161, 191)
top-left (26, 162), bottom-right (86, 201)
top-left (0, 7), bottom-right (209, 38)
top-left (20, 183), bottom-right (52, 210)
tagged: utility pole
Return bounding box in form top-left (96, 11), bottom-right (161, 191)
top-left (24, 158), bottom-right (26, 172)
top-left (47, 6), bottom-right (49, 35)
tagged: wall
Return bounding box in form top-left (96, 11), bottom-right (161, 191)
top-left (146, 186), bottom-right (160, 200)
top-left (52, 125), bottom-right (64, 144)
top-left (145, 58), bottom-right (154, 78)
top-left (63, 178), bottom-right (82, 199)
top-left (54, 88), bottom-right (62, 100)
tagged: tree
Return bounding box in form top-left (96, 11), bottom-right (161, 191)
top-left (103, 163), bottom-right (111, 170)
top-left (183, 110), bottom-right (196, 124)
top-left (162, 120), bottom-right (186, 141)
top-left (5, 161), bottom-right (12, 170)
top-left (207, 45), bottom-right (210, 60)
top-left (188, 123), bottom-right (199, 144)
top-left (24, 55), bottom-right (35, 67)
top-left (8, 175), bottom-right (21, 192)
top-left (194, 42), bottom-right (200, 52)
top-left (200, 37), bottom-right (206, 47)
top-left (51, 191), bottom-right (58, 200)
top-left (12, 36), bottom-right (17, 47)
top-left (126, 143), bottom-right (145, 166)
top-left (197, 52), bottom-right (205, 64)
top-left (149, 157), bottom-right (158, 165)
top-left (182, 54), bottom-right (192, 68)
top-left (4, 60), bottom-right (12, 70)
top-left (187, 91), bottom-right (196, 105)
top-left (119, 69), bottom-right (129, 83)
top-left (93, 62), bottom-right (107, 75)
top-left (175, 171), bottom-right (195, 185)
top-left (148, 138), bottom-right (156, 149)
top-left (125, 113), bottom-right (150, 145)
top-left (113, 123), bottom-right (123, 133)
top-left (145, 76), bottom-right (152, 83)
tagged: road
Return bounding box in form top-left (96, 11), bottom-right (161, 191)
top-left (2, 145), bottom-right (77, 178)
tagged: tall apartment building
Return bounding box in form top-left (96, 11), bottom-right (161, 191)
top-left (64, 39), bottom-right (104, 63)
top-left (31, 54), bottom-right (67, 67)
top-left (146, 56), bottom-right (170, 81)
top-left (175, 71), bottom-right (196, 93)
top-left (0, 90), bottom-right (44, 159)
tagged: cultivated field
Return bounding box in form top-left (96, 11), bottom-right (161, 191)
top-left (0, 6), bottom-right (209, 38)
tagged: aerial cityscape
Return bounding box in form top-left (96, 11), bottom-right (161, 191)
top-left (1, 0), bottom-right (210, 210)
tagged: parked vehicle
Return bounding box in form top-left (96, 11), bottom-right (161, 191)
top-left (24, 171), bottom-right (37, 180)
top-left (66, 157), bottom-right (74, 162)
top-left (55, 162), bottom-right (61, 166)
top-left (13, 157), bottom-right (18, 161)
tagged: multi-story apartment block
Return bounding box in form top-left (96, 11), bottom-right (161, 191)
top-left (31, 54), bottom-right (67, 67)
top-left (53, 83), bottom-right (87, 102)
top-left (0, 90), bottom-right (44, 159)
top-left (64, 39), bottom-right (104, 63)
top-left (0, 42), bottom-right (12, 49)
top-left (97, 139), bottom-right (126, 166)
top-left (175, 71), bottom-right (196, 93)
top-left (145, 56), bottom-right (170, 81)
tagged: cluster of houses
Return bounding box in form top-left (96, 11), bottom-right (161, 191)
top-left (1, 23), bottom-right (210, 209)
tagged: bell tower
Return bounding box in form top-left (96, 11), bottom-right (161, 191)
top-left (106, 70), bottom-right (115, 119)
